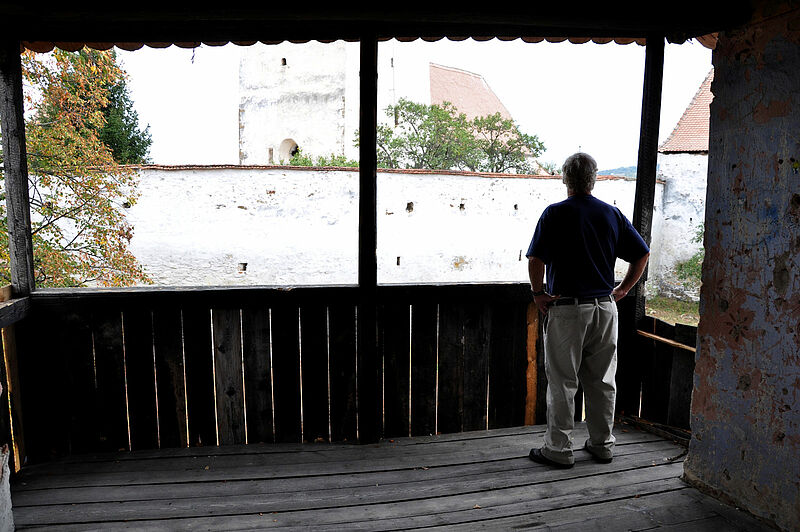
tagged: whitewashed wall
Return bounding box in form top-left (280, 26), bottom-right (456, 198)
top-left (649, 152), bottom-right (708, 299)
top-left (126, 166), bottom-right (665, 287)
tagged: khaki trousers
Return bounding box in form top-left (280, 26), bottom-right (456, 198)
top-left (541, 299), bottom-right (618, 465)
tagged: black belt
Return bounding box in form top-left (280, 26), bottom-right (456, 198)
top-left (551, 295), bottom-right (614, 306)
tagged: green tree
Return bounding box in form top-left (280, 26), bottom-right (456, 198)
top-left (355, 98), bottom-right (545, 173)
top-left (37, 49), bottom-right (152, 164)
top-left (99, 67), bottom-right (152, 164)
top-left (374, 99), bottom-right (477, 171)
top-left (674, 223), bottom-right (705, 291)
top-left (0, 48), bottom-right (150, 288)
top-left (470, 112), bottom-right (545, 174)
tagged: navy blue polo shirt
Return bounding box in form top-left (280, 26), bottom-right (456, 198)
top-left (526, 194), bottom-right (649, 298)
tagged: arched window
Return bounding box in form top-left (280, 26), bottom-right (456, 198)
top-left (278, 138), bottom-right (299, 162)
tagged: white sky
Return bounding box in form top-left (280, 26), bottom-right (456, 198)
top-left (117, 38), bottom-right (712, 170)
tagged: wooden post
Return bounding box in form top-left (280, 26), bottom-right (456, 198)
top-left (617, 35), bottom-right (664, 417)
top-left (631, 35), bottom-right (664, 317)
top-left (356, 35), bottom-right (380, 443)
top-left (0, 41), bottom-right (35, 296)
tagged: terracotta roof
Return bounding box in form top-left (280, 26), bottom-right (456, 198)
top-left (429, 63), bottom-right (513, 120)
top-left (659, 69), bottom-right (714, 153)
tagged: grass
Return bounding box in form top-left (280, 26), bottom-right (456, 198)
top-left (645, 295), bottom-right (700, 326)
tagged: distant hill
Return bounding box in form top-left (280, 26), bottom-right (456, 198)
top-left (600, 166), bottom-right (638, 178)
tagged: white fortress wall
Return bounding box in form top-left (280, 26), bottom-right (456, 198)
top-left (650, 152), bottom-right (708, 298)
top-left (126, 166), bottom-right (665, 288)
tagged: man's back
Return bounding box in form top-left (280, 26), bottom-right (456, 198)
top-left (527, 194), bottom-right (647, 298)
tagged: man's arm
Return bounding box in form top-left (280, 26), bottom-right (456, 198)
top-left (611, 252), bottom-right (650, 302)
top-left (528, 256), bottom-right (559, 314)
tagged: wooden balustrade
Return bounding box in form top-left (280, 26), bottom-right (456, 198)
top-left (12, 284), bottom-right (533, 463)
top-left (0, 284), bottom-right (698, 467)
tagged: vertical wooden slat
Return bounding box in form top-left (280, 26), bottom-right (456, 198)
top-left (380, 303), bottom-right (410, 438)
top-left (91, 309), bottom-right (129, 453)
top-left (357, 35), bottom-right (380, 444)
top-left (60, 309), bottom-right (97, 454)
top-left (524, 303), bottom-right (539, 426)
top-left (212, 308), bottom-right (246, 446)
top-left (182, 306), bottom-right (216, 447)
top-left (668, 323), bottom-right (696, 429)
top-left (0, 41), bottom-right (35, 296)
top-left (614, 295), bottom-right (642, 417)
top-left (0, 286), bottom-right (25, 469)
top-left (410, 302), bottom-right (437, 437)
top-left (300, 305), bottom-right (329, 442)
top-left (461, 303), bottom-right (490, 432)
top-left (489, 302), bottom-right (528, 429)
top-left (15, 309), bottom-right (69, 462)
top-left (437, 303), bottom-right (464, 435)
top-left (123, 309), bottom-right (159, 450)
top-left (328, 304), bottom-right (357, 442)
top-left (0, 335), bottom-right (11, 464)
top-left (271, 305), bottom-right (301, 443)
top-left (640, 319), bottom-right (673, 424)
top-left (152, 307), bottom-right (188, 449)
top-left (242, 307), bottom-right (273, 444)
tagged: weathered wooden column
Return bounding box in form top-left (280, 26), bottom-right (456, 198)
top-left (356, 35), bottom-right (380, 443)
top-left (0, 41), bottom-right (35, 296)
top-left (616, 35), bottom-right (664, 417)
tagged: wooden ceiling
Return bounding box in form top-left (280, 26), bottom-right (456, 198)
top-left (0, 4), bottom-right (752, 49)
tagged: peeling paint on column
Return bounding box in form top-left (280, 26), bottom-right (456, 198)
top-left (683, 5), bottom-right (800, 531)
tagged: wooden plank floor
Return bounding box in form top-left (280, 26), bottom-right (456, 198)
top-left (11, 422), bottom-right (771, 531)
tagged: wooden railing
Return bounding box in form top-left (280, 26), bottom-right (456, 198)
top-left (635, 316), bottom-right (697, 432)
top-left (0, 283), bottom-right (698, 468)
top-left (12, 283), bottom-right (534, 464)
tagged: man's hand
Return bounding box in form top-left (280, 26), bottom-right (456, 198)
top-left (612, 252), bottom-right (650, 302)
top-left (534, 292), bottom-right (559, 314)
top-left (611, 286), bottom-right (627, 302)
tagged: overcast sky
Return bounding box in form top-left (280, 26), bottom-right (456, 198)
top-left (118, 38), bottom-right (713, 170)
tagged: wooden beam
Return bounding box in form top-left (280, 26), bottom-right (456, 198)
top-left (0, 41), bottom-right (35, 296)
top-left (636, 330), bottom-right (696, 353)
top-left (0, 297), bottom-right (29, 329)
top-left (631, 34), bottom-right (665, 320)
top-left (356, 35), bottom-right (380, 444)
top-left (616, 36), bottom-right (664, 418)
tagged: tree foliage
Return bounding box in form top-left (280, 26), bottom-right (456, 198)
top-left (368, 98), bottom-right (545, 173)
top-left (674, 223), bottom-right (705, 291)
top-left (37, 49), bottom-right (152, 165)
top-left (0, 48), bottom-right (150, 287)
top-left (98, 65), bottom-right (152, 164)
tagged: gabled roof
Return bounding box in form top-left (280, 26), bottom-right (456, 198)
top-left (659, 69), bottom-right (714, 153)
top-left (429, 63), bottom-right (513, 121)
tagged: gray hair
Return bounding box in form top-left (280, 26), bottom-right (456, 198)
top-left (561, 152), bottom-right (597, 193)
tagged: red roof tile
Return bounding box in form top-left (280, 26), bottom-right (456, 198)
top-left (659, 69), bottom-right (714, 153)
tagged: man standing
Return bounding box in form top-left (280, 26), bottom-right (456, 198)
top-left (526, 152), bottom-right (649, 468)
